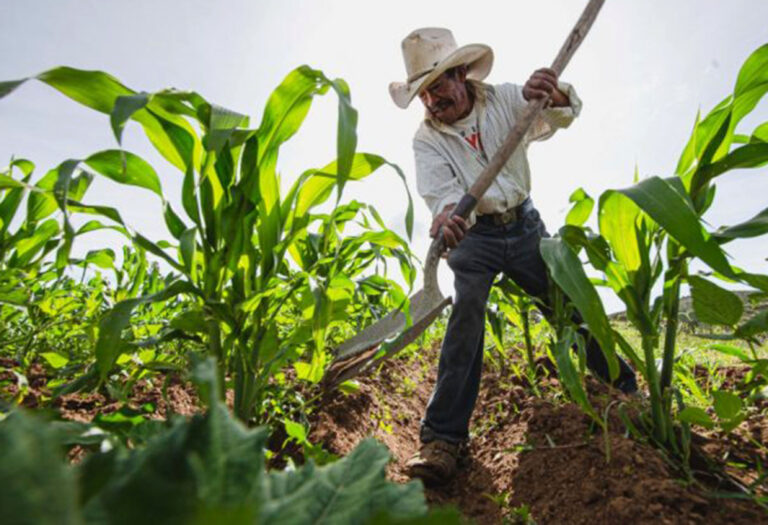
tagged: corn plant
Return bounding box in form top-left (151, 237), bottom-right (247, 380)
top-left (486, 280), bottom-right (544, 391)
top-left (0, 158), bottom-right (102, 364)
top-left (1, 65), bottom-right (415, 422)
top-left (541, 43), bottom-right (768, 449)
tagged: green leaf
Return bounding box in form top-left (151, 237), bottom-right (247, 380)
top-left (27, 169), bottom-right (60, 222)
top-left (751, 120), bottom-right (768, 143)
top-left (67, 200), bottom-right (126, 226)
top-left (0, 159), bottom-right (34, 231)
top-left (5, 67), bottom-right (200, 172)
top-left (598, 191), bottom-right (643, 273)
top-left (735, 310), bottom-right (768, 339)
top-left (616, 176), bottom-right (734, 278)
top-left (84, 150), bottom-right (163, 197)
top-left (688, 275), bottom-right (744, 326)
top-left (40, 352), bottom-right (69, 369)
top-left (83, 248), bottom-right (116, 270)
top-left (179, 227), bottom-right (197, 274)
top-left (693, 143), bottom-right (768, 193)
top-left (677, 406), bottom-right (715, 429)
top-left (677, 44), bottom-right (768, 177)
top-left (201, 102), bottom-right (250, 153)
top-left (327, 76), bottom-right (358, 199)
top-left (94, 280), bottom-right (197, 381)
top-left (283, 420), bottom-right (308, 444)
top-left (111, 93), bottom-right (150, 144)
top-left (707, 343), bottom-right (750, 362)
top-left (0, 411), bottom-right (79, 525)
top-left (540, 237), bottom-right (619, 381)
top-left (73, 384), bottom-right (428, 523)
top-left (163, 201), bottom-right (188, 239)
top-left (713, 205), bottom-right (768, 242)
top-left (133, 233), bottom-right (184, 272)
top-left (0, 78), bottom-right (27, 98)
top-left (0, 172), bottom-right (26, 190)
top-left (262, 439), bottom-right (426, 523)
top-left (549, 335), bottom-right (598, 421)
top-left (170, 307), bottom-right (207, 333)
top-left (734, 44), bottom-right (768, 97)
top-left (566, 187), bottom-right (594, 226)
top-left (257, 66), bottom-right (329, 169)
top-left (13, 218), bottom-right (59, 266)
top-left (713, 390), bottom-right (742, 421)
top-left (286, 153), bottom-right (391, 234)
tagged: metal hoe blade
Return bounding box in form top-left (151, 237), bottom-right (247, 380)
top-left (323, 239), bottom-right (447, 388)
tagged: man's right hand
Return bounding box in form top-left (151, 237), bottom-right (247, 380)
top-left (430, 204), bottom-right (469, 249)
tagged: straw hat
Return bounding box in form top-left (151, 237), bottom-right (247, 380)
top-left (389, 27), bottom-right (493, 109)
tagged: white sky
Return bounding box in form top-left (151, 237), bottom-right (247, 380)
top-left (1, 0), bottom-right (767, 312)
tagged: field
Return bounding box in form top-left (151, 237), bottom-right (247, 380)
top-left (1, 36), bottom-right (767, 525)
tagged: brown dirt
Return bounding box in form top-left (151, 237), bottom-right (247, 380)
top-left (3, 350), bottom-right (767, 522)
top-left (1, 357), bottom-right (200, 421)
top-left (310, 344), bottom-right (768, 524)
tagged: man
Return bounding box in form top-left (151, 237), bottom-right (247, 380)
top-left (388, 28), bottom-right (638, 484)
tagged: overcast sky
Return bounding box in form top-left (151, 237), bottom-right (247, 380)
top-left (1, 0), bottom-right (767, 311)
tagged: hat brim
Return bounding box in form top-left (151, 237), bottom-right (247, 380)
top-left (389, 43), bottom-right (493, 109)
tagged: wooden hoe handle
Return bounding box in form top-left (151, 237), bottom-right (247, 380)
top-left (448, 0), bottom-right (606, 228)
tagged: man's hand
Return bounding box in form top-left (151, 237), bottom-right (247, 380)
top-left (523, 67), bottom-right (570, 107)
top-left (430, 203), bottom-right (469, 249)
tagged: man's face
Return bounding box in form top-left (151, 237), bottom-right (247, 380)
top-left (418, 66), bottom-right (472, 125)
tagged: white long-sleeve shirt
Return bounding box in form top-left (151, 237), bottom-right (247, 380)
top-left (413, 80), bottom-right (582, 220)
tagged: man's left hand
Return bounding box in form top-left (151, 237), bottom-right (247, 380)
top-left (523, 68), bottom-right (570, 108)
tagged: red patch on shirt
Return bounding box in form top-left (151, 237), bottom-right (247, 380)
top-left (464, 131), bottom-right (483, 152)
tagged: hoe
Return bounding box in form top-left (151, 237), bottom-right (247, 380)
top-left (323, 0), bottom-right (606, 388)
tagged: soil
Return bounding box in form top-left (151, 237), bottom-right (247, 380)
top-left (310, 343), bottom-right (768, 524)
top-left (2, 349), bottom-right (767, 523)
top-left (0, 357), bottom-right (201, 421)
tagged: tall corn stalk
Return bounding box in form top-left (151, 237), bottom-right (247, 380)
top-left (541, 43), bottom-right (768, 449)
top-left (1, 65), bottom-right (416, 422)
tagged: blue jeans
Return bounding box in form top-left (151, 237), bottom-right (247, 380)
top-left (420, 200), bottom-right (638, 444)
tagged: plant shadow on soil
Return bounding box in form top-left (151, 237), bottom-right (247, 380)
top-left (310, 343), bottom-right (768, 524)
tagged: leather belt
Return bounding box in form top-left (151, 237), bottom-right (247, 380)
top-left (476, 198), bottom-right (532, 226)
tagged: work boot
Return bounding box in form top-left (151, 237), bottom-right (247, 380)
top-left (405, 439), bottom-right (463, 486)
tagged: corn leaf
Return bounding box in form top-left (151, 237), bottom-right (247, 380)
top-left (84, 150), bottom-right (163, 197)
top-left (735, 310), bottom-right (768, 339)
top-left (677, 44), bottom-right (768, 176)
top-left (707, 343), bottom-right (750, 362)
top-left (598, 191), bottom-right (643, 273)
top-left (540, 237), bottom-right (619, 381)
top-left (616, 176), bottom-right (734, 278)
top-left (94, 280), bottom-right (198, 381)
top-left (566, 187), bottom-right (594, 226)
top-left (688, 275), bottom-right (743, 326)
top-left (110, 93), bottom-right (150, 144)
top-left (713, 205), bottom-right (768, 242)
top-left (549, 335), bottom-right (598, 421)
top-left (12, 219), bottom-right (59, 266)
top-left (1, 67), bottom-right (199, 172)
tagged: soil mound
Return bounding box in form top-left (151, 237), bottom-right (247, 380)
top-left (310, 345), bottom-right (768, 524)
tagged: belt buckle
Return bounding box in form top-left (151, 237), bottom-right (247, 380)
top-left (495, 207), bottom-right (517, 225)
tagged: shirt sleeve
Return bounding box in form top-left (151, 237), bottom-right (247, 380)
top-left (413, 137), bottom-right (466, 218)
top-left (499, 82), bottom-right (582, 144)
top-left (540, 81), bottom-right (582, 131)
